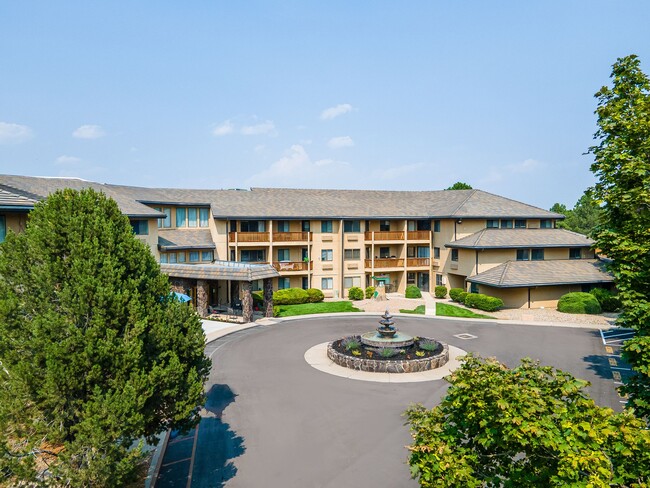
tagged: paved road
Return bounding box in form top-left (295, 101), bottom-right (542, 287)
top-left (156, 316), bottom-right (621, 488)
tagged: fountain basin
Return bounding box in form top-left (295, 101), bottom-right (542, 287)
top-left (360, 331), bottom-right (414, 349)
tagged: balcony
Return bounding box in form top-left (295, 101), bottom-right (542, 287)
top-left (365, 258), bottom-right (405, 269)
top-left (272, 261), bottom-right (313, 272)
top-left (407, 258), bottom-right (430, 267)
top-left (272, 231), bottom-right (311, 242)
top-left (364, 231), bottom-right (405, 241)
top-left (407, 230), bottom-right (430, 241)
top-left (229, 232), bottom-right (270, 243)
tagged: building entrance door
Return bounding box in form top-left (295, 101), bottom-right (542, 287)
top-left (417, 272), bottom-right (429, 292)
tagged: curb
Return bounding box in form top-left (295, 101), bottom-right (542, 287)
top-left (145, 429), bottom-right (169, 488)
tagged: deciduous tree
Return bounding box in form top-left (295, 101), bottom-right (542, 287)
top-left (445, 181), bottom-right (473, 190)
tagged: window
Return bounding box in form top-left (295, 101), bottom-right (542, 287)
top-left (433, 247), bottom-right (440, 259)
top-left (380, 220), bottom-right (390, 231)
top-left (569, 248), bottom-right (582, 259)
top-left (241, 250), bottom-right (265, 262)
top-left (407, 272), bottom-right (416, 285)
top-left (321, 277), bottom-right (333, 289)
top-left (277, 248), bottom-right (290, 261)
top-left (302, 277), bottom-right (309, 290)
top-left (176, 207), bottom-right (186, 227)
top-left (230, 249), bottom-right (235, 261)
top-left (130, 220), bottom-right (149, 235)
top-left (278, 277), bottom-right (290, 290)
top-left (162, 208), bottom-right (172, 228)
top-left (436, 274), bottom-right (443, 286)
top-left (500, 219), bottom-right (513, 229)
top-left (301, 248), bottom-right (309, 261)
top-left (302, 220), bottom-right (310, 232)
top-left (433, 220), bottom-right (441, 232)
top-left (160, 253), bottom-right (168, 264)
top-left (321, 249), bottom-right (333, 261)
top-left (470, 282), bottom-right (479, 293)
top-left (276, 220), bottom-right (290, 232)
top-left (230, 221), bottom-right (237, 232)
top-left (241, 220), bottom-right (265, 232)
top-left (344, 276), bottom-right (361, 288)
top-left (531, 249), bottom-right (544, 261)
top-left (417, 220), bottom-right (431, 231)
top-left (516, 249), bottom-right (530, 261)
top-left (199, 208), bottom-right (210, 227)
top-left (379, 247), bottom-right (390, 258)
top-left (252, 280), bottom-right (262, 292)
top-left (486, 219), bottom-right (499, 229)
top-left (540, 219), bottom-right (553, 229)
top-left (451, 249), bottom-right (459, 262)
top-left (344, 249), bottom-right (360, 260)
top-left (515, 219), bottom-right (527, 229)
top-left (407, 247), bottom-right (416, 258)
top-left (188, 208), bottom-right (197, 228)
top-left (189, 251), bottom-right (200, 262)
top-left (417, 246), bottom-right (430, 258)
top-left (0, 215), bottom-right (5, 243)
top-left (202, 251), bottom-right (214, 262)
top-left (178, 252), bottom-right (186, 263)
top-left (168, 252), bottom-right (177, 264)
top-left (344, 220), bottom-right (360, 232)
top-left (321, 220), bottom-right (332, 233)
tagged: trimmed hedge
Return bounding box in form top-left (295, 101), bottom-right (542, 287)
top-left (557, 292), bottom-right (602, 315)
top-left (434, 286), bottom-right (447, 299)
top-left (589, 288), bottom-right (621, 313)
top-left (348, 286), bottom-right (364, 300)
top-left (306, 288), bottom-right (325, 303)
top-left (449, 288), bottom-right (465, 302)
top-left (365, 286), bottom-right (376, 299)
top-left (405, 285), bottom-right (422, 299)
top-left (273, 288), bottom-right (310, 305)
top-left (463, 293), bottom-right (504, 312)
top-left (458, 291), bottom-right (468, 304)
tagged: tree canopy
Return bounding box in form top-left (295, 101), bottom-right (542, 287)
top-left (550, 192), bottom-right (603, 236)
top-left (445, 182), bottom-right (473, 190)
top-left (405, 355), bottom-right (650, 487)
top-left (588, 55), bottom-right (650, 420)
top-left (0, 189), bottom-right (211, 486)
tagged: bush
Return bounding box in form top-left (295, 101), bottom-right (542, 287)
top-left (458, 291), bottom-right (468, 303)
top-left (589, 288), bottom-right (621, 312)
top-left (348, 286), bottom-right (364, 300)
top-left (557, 292), bottom-right (602, 314)
top-left (365, 286), bottom-right (376, 299)
top-left (252, 290), bottom-right (264, 307)
top-left (405, 285), bottom-right (422, 298)
top-left (306, 288), bottom-right (325, 303)
top-left (434, 286), bottom-right (447, 299)
top-left (449, 288), bottom-right (465, 302)
top-left (464, 293), bottom-right (504, 312)
top-left (273, 287), bottom-right (310, 305)
top-left (273, 305), bottom-right (280, 317)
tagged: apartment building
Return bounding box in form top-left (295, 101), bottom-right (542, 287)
top-left (0, 175), bottom-right (613, 314)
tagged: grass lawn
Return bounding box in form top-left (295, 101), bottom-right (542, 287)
top-left (275, 301), bottom-right (362, 317)
top-left (399, 303), bottom-right (495, 319)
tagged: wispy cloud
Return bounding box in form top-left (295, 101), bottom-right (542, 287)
top-left (327, 136), bottom-right (354, 149)
top-left (241, 120), bottom-right (275, 135)
top-left (55, 155), bottom-right (82, 165)
top-left (320, 103), bottom-right (353, 120)
top-left (0, 121), bottom-right (33, 144)
top-left (72, 124), bottom-right (106, 139)
top-left (506, 158), bottom-right (542, 173)
top-left (213, 120), bottom-right (234, 136)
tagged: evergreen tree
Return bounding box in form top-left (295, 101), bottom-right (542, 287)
top-left (0, 189), bottom-right (210, 485)
top-left (445, 182), bottom-right (473, 190)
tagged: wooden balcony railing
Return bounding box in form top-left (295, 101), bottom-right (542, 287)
top-left (272, 231), bottom-right (311, 242)
top-left (365, 258), bottom-right (405, 268)
top-left (272, 261), bottom-right (313, 271)
top-left (407, 231), bottom-right (430, 240)
top-left (228, 232), bottom-right (270, 243)
top-left (364, 231), bottom-right (405, 241)
top-left (407, 258), bottom-right (430, 267)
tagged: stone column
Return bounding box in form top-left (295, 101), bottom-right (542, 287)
top-left (263, 277), bottom-right (274, 317)
top-left (242, 281), bottom-right (253, 323)
top-left (196, 279), bottom-right (209, 317)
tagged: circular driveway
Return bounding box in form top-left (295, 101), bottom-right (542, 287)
top-left (158, 315), bottom-right (619, 488)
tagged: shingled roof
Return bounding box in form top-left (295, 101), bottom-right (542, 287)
top-left (467, 259), bottom-right (614, 288)
top-left (158, 229), bottom-right (216, 251)
top-left (0, 184), bottom-right (39, 209)
top-left (446, 228), bottom-right (594, 249)
top-left (160, 261), bottom-right (279, 281)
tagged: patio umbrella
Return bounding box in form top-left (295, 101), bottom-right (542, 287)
top-left (172, 291), bottom-right (192, 303)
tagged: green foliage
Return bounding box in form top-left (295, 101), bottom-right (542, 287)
top-left (551, 192), bottom-right (603, 236)
top-left (434, 286), bottom-right (447, 299)
top-left (418, 339), bottom-right (438, 352)
top-left (557, 292), bottom-right (602, 315)
top-left (590, 287), bottom-right (621, 312)
top-left (445, 181), bottom-right (473, 190)
top-left (588, 55), bottom-right (650, 418)
top-left (273, 287), bottom-right (310, 305)
top-left (252, 290), bottom-right (264, 307)
top-left (365, 286), bottom-right (376, 299)
top-left (405, 285), bottom-right (422, 298)
top-left (449, 288), bottom-right (465, 302)
top-left (379, 348), bottom-right (399, 358)
top-left (0, 189), bottom-right (210, 486)
top-left (273, 301), bottom-right (361, 317)
top-left (306, 288), bottom-right (324, 303)
top-left (463, 293), bottom-right (504, 312)
top-left (342, 337), bottom-right (361, 351)
top-left (405, 355), bottom-right (650, 487)
top-left (399, 303), bottom-right (495, 319)
top-left (347, 286), bottom-right (364, 300)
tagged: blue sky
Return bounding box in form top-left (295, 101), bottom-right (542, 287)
top-left (1, 1), bottom-right (649, 209)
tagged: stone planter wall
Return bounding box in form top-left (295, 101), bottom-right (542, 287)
top-left (327, 341), bottom-right (449, 373)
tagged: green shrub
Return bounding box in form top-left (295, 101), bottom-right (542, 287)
top-left (405, 285), bottom-right (422, 299)
top-left (306, 288), bottom-right (325, 303)
top-left (463, 293), bottom-right (504, 312)
top-left (434, 286), bottom-right (447, 299)
top-left (458, 291), bottom-right (468, 303)
top-left (342, 337), bottom-right (361, 351)
top-left (365, 286), bottom-right (376, 299)
top-left (252, 290), bottom-right (264, 307)
top-left (419, 339), bottom-right (438, 351)
top-left (589, 288), bottom-right (621, 312)
top-left (557, 292), bottom-right (602, 314)
top-left (273, 305), bottom-right (280, 317)
top-left (449, 288), bottom-right (465, 302)
top-left (273, 287), bottom-right (310, 305)
top-left (348, 286), bottom-right (364, 300)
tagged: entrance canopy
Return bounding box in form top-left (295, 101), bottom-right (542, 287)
top-left (160, 261), bottom-right (279, 282)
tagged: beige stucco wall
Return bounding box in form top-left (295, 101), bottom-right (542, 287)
top-left (4, 212), bottom-right (28, 236)
top-left (478, 284), bottom-right (584, 309)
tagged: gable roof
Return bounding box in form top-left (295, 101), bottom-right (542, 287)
top-left (160, 261), bottom-right (279, 281)
top-left (0, 184), bottom-right (40, 210)
top-left (158, 229), bottom-right (216, 251)
top-left (446, 228), bottom-right (594, 249)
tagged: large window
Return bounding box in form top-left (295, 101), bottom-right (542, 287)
top-left (451, 249), bottom-right (459, 261)
top-left (407, 272), bottom-right (416, 285)
top-left (516, 249), bottom-right (530, 261)
top-left (241, 220), bottom-right (265, 232)
top-left (540, 219), bottom-right (553, 229)
top-left (531, 249), bottom-right (545, 261)
top-left (344, 276), bottom-right (361, 288)
top-left (514, 219), bottom-right (527, 229)
top-left (130, 220), bottom-right (149, 235)
top-left (379, 220), bottom-right (390, 231)
top-left (500, 219), bottom-right (513, 229)
top-left (187, 208), bottom-right (197, 228)
top-left (379, 247), bottom-right (390, 258)
top-left (433, 220), bottom-right (441, 232)
top-left (199, 208), bottom-right (210, 227)
top-left (202, 250), bottom-right (214, 262)
top-left (276, 220), bottom-right (290, 232)
top-left (321, 277), bottom-right (333, 289)
top-left (321, 220), bottom-right (332, 233)
top-left (435, 274), bottom-right (443, 286)
top-left (162, 208), bottom-right (172, 228)
top-left (168, 252), bottom-right (177, 264)
top-left (0, 215), bottom-right (5, 243)
top-left (302, 220), bottom-right (310, 232)
top-left (569, 248), bottom-right (582, 259)
top-left (433, 247), bottom-right (441, 259)
top-left (344, 220), bottom-right (360, 232)
top-left (241, 249), bottom-right (265, 262)
top-left (178, 252), bottom-right (186, 263)
top-left (160, 253), bottom-right (168, 263)
top-left (344, 249), bottom-right (360, 260)
top-left (278, 277), bottom-right (290, 290)
top-left (321, 249), bottom-right (333, 261)
top-left (189, 251), bottom-right (200, 262)
top-left (486, 219), bottom-right (499, 229)
top-left (277, 248), bottom-right (290, 261)
top-left (417, 246), bottom-right (430, 258)
top-left (176, 207), bottom-right (186, 227)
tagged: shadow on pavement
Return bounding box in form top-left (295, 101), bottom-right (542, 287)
top-left (582, 353), bottom-right (612, 380)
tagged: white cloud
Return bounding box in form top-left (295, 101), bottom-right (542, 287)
top-left (213, 120), bottom-right (234, 136)
top-left (320, 103), bottom-right (353, 120)
top-left (327, 136), bottom-right (354, 149)
top-left (0, 122), bottom-right (33, 144)
top-left (72, 124), bottom-right (106, 139)
top-left (55, 155), bottom-right (82, 165)
top-left (241, 120), bottom-right (275, 135)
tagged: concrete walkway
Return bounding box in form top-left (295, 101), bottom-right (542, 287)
top-left (422, 292), bottom-right (437, 316)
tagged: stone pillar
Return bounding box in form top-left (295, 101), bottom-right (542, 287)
top-left (196, 279), bottom-right (209, 317)
top-left (263, 277), bottom-right (274, 317)
top-left (242, 281), bottom-right (253, 323)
